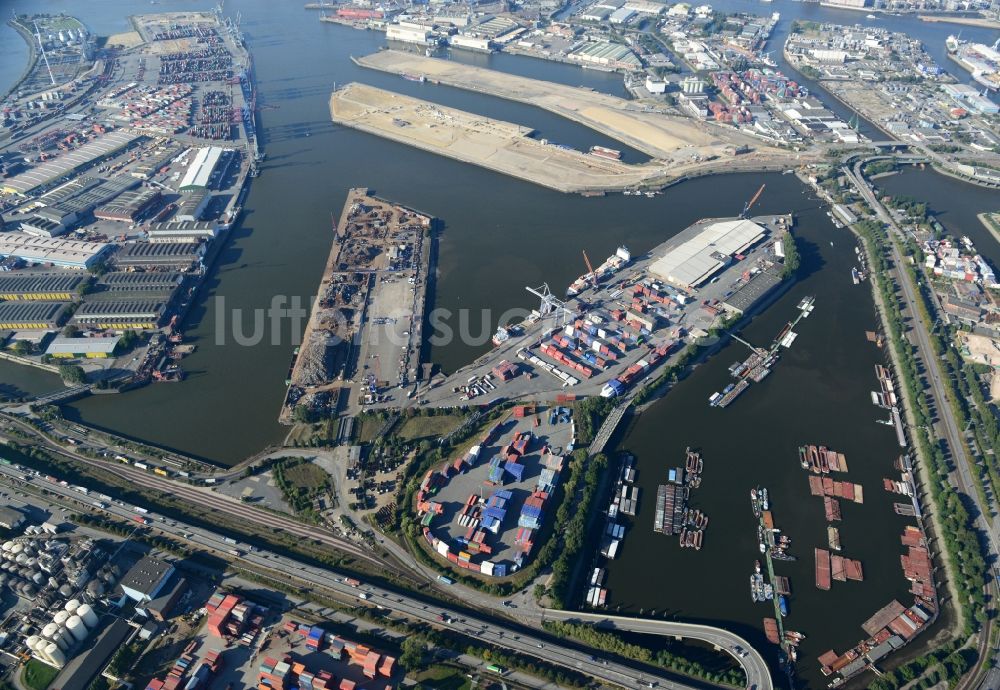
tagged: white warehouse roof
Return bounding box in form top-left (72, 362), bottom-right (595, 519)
top-left (178, 146), bottom-right (225, 190)
top-left (0, 232), bottom-right (111, 269)
top-left (649, 219), bottom-right (766, 288)
top-left (46, 336), bottom-right (121, 355)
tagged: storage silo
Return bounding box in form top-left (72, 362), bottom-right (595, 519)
top-left (66, 615), bottom-right (87, 642)
top-left (41, 622), bottom-right (59, 640)
top-left (44, 642), bottom-right (65, 667)
top-left (25, 634), bottom-right (41, 653)
top-left (54, 610), bottom-right (70, 626)
top-left (77, 604), bottom-right (99, 629)
top-left (64, 599), bottom-right (80, 614)
top-left (33, 639), bottom-right (52, 664)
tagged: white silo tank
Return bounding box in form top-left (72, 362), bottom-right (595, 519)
top-left (41, 622), bottom-right (59, 640)
top-left (2, 540), bottom-right (13, 552)
top-left (54, 610), bottom-right (70, 626)
top-left (64, 599), bottom-right (80, 614)
top-left (25, 634), bottom-right (41, 652)
top-left (44, 642), bottom-right (65, 667)
top-left (77, 604), bottom-right (99, 629)
top-left (66, 615), bottom-right (87, 642)
top-left (33, 640), bottom-right (52, 664)
top-left (11, 543), bottom-right (23, 554)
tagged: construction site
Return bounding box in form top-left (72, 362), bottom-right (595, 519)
top-left (329, 83), bottom-right (672, 194)
top-left (280, 188), bottom-right (433, 424)
top-left (355, 50), bottom-right (773, 163)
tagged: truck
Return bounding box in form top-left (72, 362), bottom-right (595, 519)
top-left (133, 506), bottom-right (149, 514)
top-left (486, 665), bottom-right (505, 674)
top-left (343, 578), bottom-right (361, 587)
top-left (222, 537), bottom-right (238, 545)
top-left (358, 592), bottom-right (370, 600)
top-left (437, 575), bottom-right (454, 585)
top-left (132, 515), bottom-right (150, 525)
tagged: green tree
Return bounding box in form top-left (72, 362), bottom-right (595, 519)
top-left (400, 635), bottom-right (427, 670)
top-left (10, 340), bottom-right (32, 356)
top-left (59, 365), bottom-right (87, 385)
top-left (61, 325), bottom-right (80, 338)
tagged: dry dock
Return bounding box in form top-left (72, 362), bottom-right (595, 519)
top-left (329, 83), bottom-right (675, 193)
top-left (355, 50), bottom-right (782, 163)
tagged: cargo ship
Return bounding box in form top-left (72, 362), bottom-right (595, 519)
top-left (589, 145), bottom-right (622, 160)
top-left (566, 246), bottom-right (631, 296)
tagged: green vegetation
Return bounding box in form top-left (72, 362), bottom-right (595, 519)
top-left (292, 405), bottom-right (318, 424)
top-left (547, 451), bottom-right (608, 608)
top-left (868, 640), bottom-right (974, 690)
top-left (10, 340), bottom-right (32, 356)
top-left (863, 160), bottom-right (898, 176)
top-left (797, 65), bottom-right (822, 80)
top-left (883, 194), bottom-right (929, 222)
top-left (22, 658), bottom-right (59, 690)
top-left (543, 621), bottom-right (745, 687)
top-left (106, 641), bottom-right (144, 678)
top-left (573, 397), bottom-right (615, 446)
top-left (853, 218), bottom-right (986, 635)
top-left (400, 635), bottom-right (429, 670)
top-left (272, 457), bottom-right (331, 519)
top-left (412, 664), bottom-right (472, 690)
top-left (397, 413), bottom-right (463, 441)
top-left (781, 229), bottom-right (800, 278)
top-left (58, 364), bottom-right (86, 384)
top-left (118, 330), bottom-right (139, 351)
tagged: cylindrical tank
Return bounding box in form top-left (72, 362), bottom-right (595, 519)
top-left (85, 581), bottom-right (104, 598)
top-left (66, 615), bottom-right (87, 642)
top-left (53, 610), bottom-right (70, 626)
top-left (11, 543), bottom-right (23, 554)
top-left (41, 623), bottom-right (59, 640)
top-left (33, 640), bottom-right (52, 664)
top-left (25, 635), bottom-right (41, 652)
top-left (77, 604), bottom-right (99, 628)
top-left (51, 630), bottom-right (69, 650)
top-left (2, 541), bottom-right (13, 552)
top-left (64, 599), bottom-right (80, 614)
top-left (31, 572), bottom-right (44, 585)
top-left (22, 584), bottom-right (35, 598)
top-left (58, 584), bottom-right (73, 597)
top-left (44, 642), bottom-right (65, 667)
top-left (15, 554), bottom-right (26, 565)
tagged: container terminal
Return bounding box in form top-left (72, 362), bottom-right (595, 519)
top-left (280, 188), bottom-right (433, 423)
top-left (364, 203), bottom-right (795, 411)
top-left (0, 11), bottom-right (261, 389)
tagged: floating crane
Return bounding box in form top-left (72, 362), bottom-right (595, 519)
top-left (582, 250), bottom-right (599, 289)
top-left (741, 184), bottom-right (766, 219)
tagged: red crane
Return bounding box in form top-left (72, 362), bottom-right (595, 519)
top-left (741, 184), bottom-right (766, 219)
top-left (582, 250), bottom-right (598, 288)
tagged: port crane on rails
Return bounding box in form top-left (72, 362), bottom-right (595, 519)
top-left (740, 183), bottom-right (766, 219)
top-left (526, 283), bottom-right (575, 326)
top-left (582, 250), bottom-right (599, 289)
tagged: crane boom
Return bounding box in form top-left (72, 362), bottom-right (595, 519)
top-left (741, 184), bottom-right (765, 219)
top-left (582, 250), bottom-right (598, 288)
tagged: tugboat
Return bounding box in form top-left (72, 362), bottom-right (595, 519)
top-left (492, 326), bottom-right (511, 347)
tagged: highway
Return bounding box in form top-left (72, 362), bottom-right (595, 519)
top-left (843, 161), bottom-right (1000, 689)
top-left (0, 415), bottom-right (772, 690)
top-left (0, 461), bottom-right (721, 690)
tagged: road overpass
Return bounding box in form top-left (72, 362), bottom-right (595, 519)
top-left (0, 461), bottom-right (730, 690)
top-left (0, 415), bottom-right (771, 689)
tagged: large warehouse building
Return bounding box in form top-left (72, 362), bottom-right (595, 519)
top-left (1, 131), bottom-right (139, 196)
top-left (178, 147), bottom-right (229, 191)
top-left (649, 219), bottom-right (767, 289)
top-left (0, 273), bottom-right (84, 301)
top-left (0, 234), bottom-right (112, 269)
top-left (0, 301), bottom-right (67, 330)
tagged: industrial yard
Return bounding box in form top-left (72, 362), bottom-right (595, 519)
top-left (414, 405), bottom-right (575, 577)
top-left (375, 211), bottom-right (795, 410)
top-left (0, 10), bottom-right (261, 388)
top-left (281, 188), bottom-right (433, 424)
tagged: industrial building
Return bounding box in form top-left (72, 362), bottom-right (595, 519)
top-left (94, 188), bottom-right (162, 223)
top-left (0, 234), bottom-right (112, 270)
top-left (146, 220), bottom-right (221, 243)
top-left (71, 300), bottom-right (166, 330)
top-left (1, 131), bottom-right (139, 196)
top-left (38, 176), bottom-right (140, 225)
top-left (0, 506), bottom-right (25, 529)
top-left (19, 216), bottom-right (69, 238)
top-left (45, 336), bottom-right (121, 358)
top-left (174, 189), bottom-right (210, 222)
top-left (0, 273), bottom-right (83, 300)
top-left (114, 242), bottom-right (205, 270)
top-left (567, 40), bottom-right (642, 70)
top-left (649, 218), bottom-right (768, 288)
top-left (178, 146), bottom-right (229, 191)
top-left (0, 301), bottom-right (67, 329)
top-left (386, 23), bottom-right (434, 45)
top-left (98, 271), bottom-right (183, 294)
top-left (118, 556), bottom-right (175, 605)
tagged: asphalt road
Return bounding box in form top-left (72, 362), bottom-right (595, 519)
top-left (0, 461), bottom-right (717, 690)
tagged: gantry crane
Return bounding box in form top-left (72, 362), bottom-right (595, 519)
top-left (741, 184), bottom-right (766, 219)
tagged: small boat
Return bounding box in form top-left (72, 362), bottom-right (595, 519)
top-left (755, 560), bottom-right (761, 574)
top-left (761, 488), bottom-right (769, 511)
top-left (778, 595), bottom-right (789, 616)
top-left (866, 13), bottom-right (877, 18)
